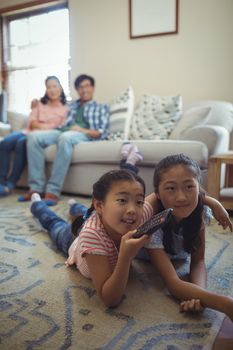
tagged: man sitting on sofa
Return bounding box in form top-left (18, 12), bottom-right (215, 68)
top-left (19, 74), bottom-right (110, 206)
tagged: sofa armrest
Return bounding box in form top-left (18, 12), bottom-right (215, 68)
top-left (230, 130), bottom-right (233, 150)
top-left (0, 122), bottom-right (11, 137)
top-left (179, 125), bottom-right (229, 157)
top-left (7, 111), bottom-right (28, 131)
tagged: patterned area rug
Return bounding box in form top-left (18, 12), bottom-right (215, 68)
top-left (0, 193), bottom-right (233, 350)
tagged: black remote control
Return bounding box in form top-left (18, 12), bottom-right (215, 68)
top-left (133, 208), bottom-right (173, 238)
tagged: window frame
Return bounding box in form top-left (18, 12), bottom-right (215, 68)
top-left (0, 0), bottom-right (69, 100)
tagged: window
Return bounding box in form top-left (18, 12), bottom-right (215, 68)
top-left (1, 2), bottom-right (70, 114)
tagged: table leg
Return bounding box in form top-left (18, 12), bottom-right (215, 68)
top-left (208, 158), bottom-right (221, 199)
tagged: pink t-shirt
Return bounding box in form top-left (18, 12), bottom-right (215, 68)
top-left (24, 101), bottom-right (69, 133)
top-left (66, 201), bottom-right (154, 279)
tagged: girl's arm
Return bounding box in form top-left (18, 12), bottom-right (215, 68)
top-left (85, 252), bottom-right (131, 307)
top-left (148, 248), bottom-right (233, 320)
top-left (179, 228), bottom-right (207, 313)
top-left (189, 227), bottom-right (207, 288)
top-left (145, 193), bottom-right (159, 213)
top-left (85, 231), bottom-right (150, 307)
top-left (203, 195), bottom-right (232, 231)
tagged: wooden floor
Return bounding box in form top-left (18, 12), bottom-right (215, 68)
top-left (213, 316), bottom-right (233, 349)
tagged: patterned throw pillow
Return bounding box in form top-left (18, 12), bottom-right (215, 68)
top-left (107, 86), bottom-right (135, 141)
top-left (129, 94), bottom-right (182, 140)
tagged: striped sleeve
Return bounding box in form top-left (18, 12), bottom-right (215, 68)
top-left (79, 227), bottom-right (109, 257)
top-left (141, 201), bottom-right (154, 224)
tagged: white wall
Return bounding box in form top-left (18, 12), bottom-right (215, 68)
top-left (69, 0), bottom-right (233, 106)
top-left (0, 0), bottom-right (23, 7)
top-left (1, 0), bottom-right (233, 106)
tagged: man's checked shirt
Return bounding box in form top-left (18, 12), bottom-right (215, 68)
top-left (63, 99), bottom-right (110, 140)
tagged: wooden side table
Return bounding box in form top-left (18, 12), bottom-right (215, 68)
top-left (208, 152), bottom-right (233, 210)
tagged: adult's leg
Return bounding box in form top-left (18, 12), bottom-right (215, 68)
top-left (31, 200), bottom-right (75, 256)
top-left (7, 134), bottom-right (27, 188)
top-left (0, 131), bottom-right (24, 185)
top-left (46, 131), bottom-right (90, 197)
top-left (27, 130), bottom-right (61, 193)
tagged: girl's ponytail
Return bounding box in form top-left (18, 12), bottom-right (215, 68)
top-left (71, 204), bottom-right (94, 237)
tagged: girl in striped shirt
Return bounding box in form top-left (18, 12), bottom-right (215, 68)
top-left (30, 159), bottom-right (233, 321)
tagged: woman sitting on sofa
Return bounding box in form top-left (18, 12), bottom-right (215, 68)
top-left (0, 76), bottom-right (69, 197)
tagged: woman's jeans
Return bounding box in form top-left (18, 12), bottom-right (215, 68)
top-left (0, 131), bottom-right (27, 187)
top-left (27, 130), bottom-right (90, 196)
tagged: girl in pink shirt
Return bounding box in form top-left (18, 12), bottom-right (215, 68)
top-left (0, 76), bottom-right (68, 196)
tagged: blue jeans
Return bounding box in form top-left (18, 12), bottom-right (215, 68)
top-left (120, 159), bottom-right (138, 174)
top-left (27, 130), bottom-right (90, 196)
top-left (31, 201), bottom-right (75, 256)
top-left (0, 131), bottom-right (27, 187)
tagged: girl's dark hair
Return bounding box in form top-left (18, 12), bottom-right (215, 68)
top-left (71, 169), bottom-right (146, 236)
top-left (153, 153), bottom-right (203, 254)
top-left (40, 75), bottom-right (66, 105)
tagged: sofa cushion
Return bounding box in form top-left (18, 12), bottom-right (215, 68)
top-left (44, 139), bottom-right (208, 170)
top-left (129, 94), bottom-right (182, 140)
top-left (169, 106), bottom-right (212, 139)
top-left (107, 86), bottom-right (134, 141)
top-left (184, 100), bottom-right (233, 133)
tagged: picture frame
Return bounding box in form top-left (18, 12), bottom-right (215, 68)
top-left (129, 0), bottom-right (179, 39)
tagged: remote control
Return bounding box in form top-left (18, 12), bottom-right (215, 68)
top-left (133, 208), bottom-right (173, 238)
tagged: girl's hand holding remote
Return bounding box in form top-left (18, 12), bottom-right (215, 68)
top-left (119, 230), bottom-right (151, 261)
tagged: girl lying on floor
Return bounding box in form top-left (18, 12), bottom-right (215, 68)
top-left (30, 152), bottom-right (233, 321)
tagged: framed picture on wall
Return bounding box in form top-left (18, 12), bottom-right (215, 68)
top-left (129, 0), bottom-right (179, 39)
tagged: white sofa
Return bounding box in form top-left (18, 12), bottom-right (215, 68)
top-left (0, 97), bottom-right (232, 196)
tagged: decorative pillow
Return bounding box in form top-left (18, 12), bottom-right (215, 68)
top-left (183, 100), bottom-right (233, 133)
top-left (169, 106), bottom-right (212, 140)
top-left (107, 86), bottom-right (135, 141)
top-left (129, 94), bottom-right (182, 140)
